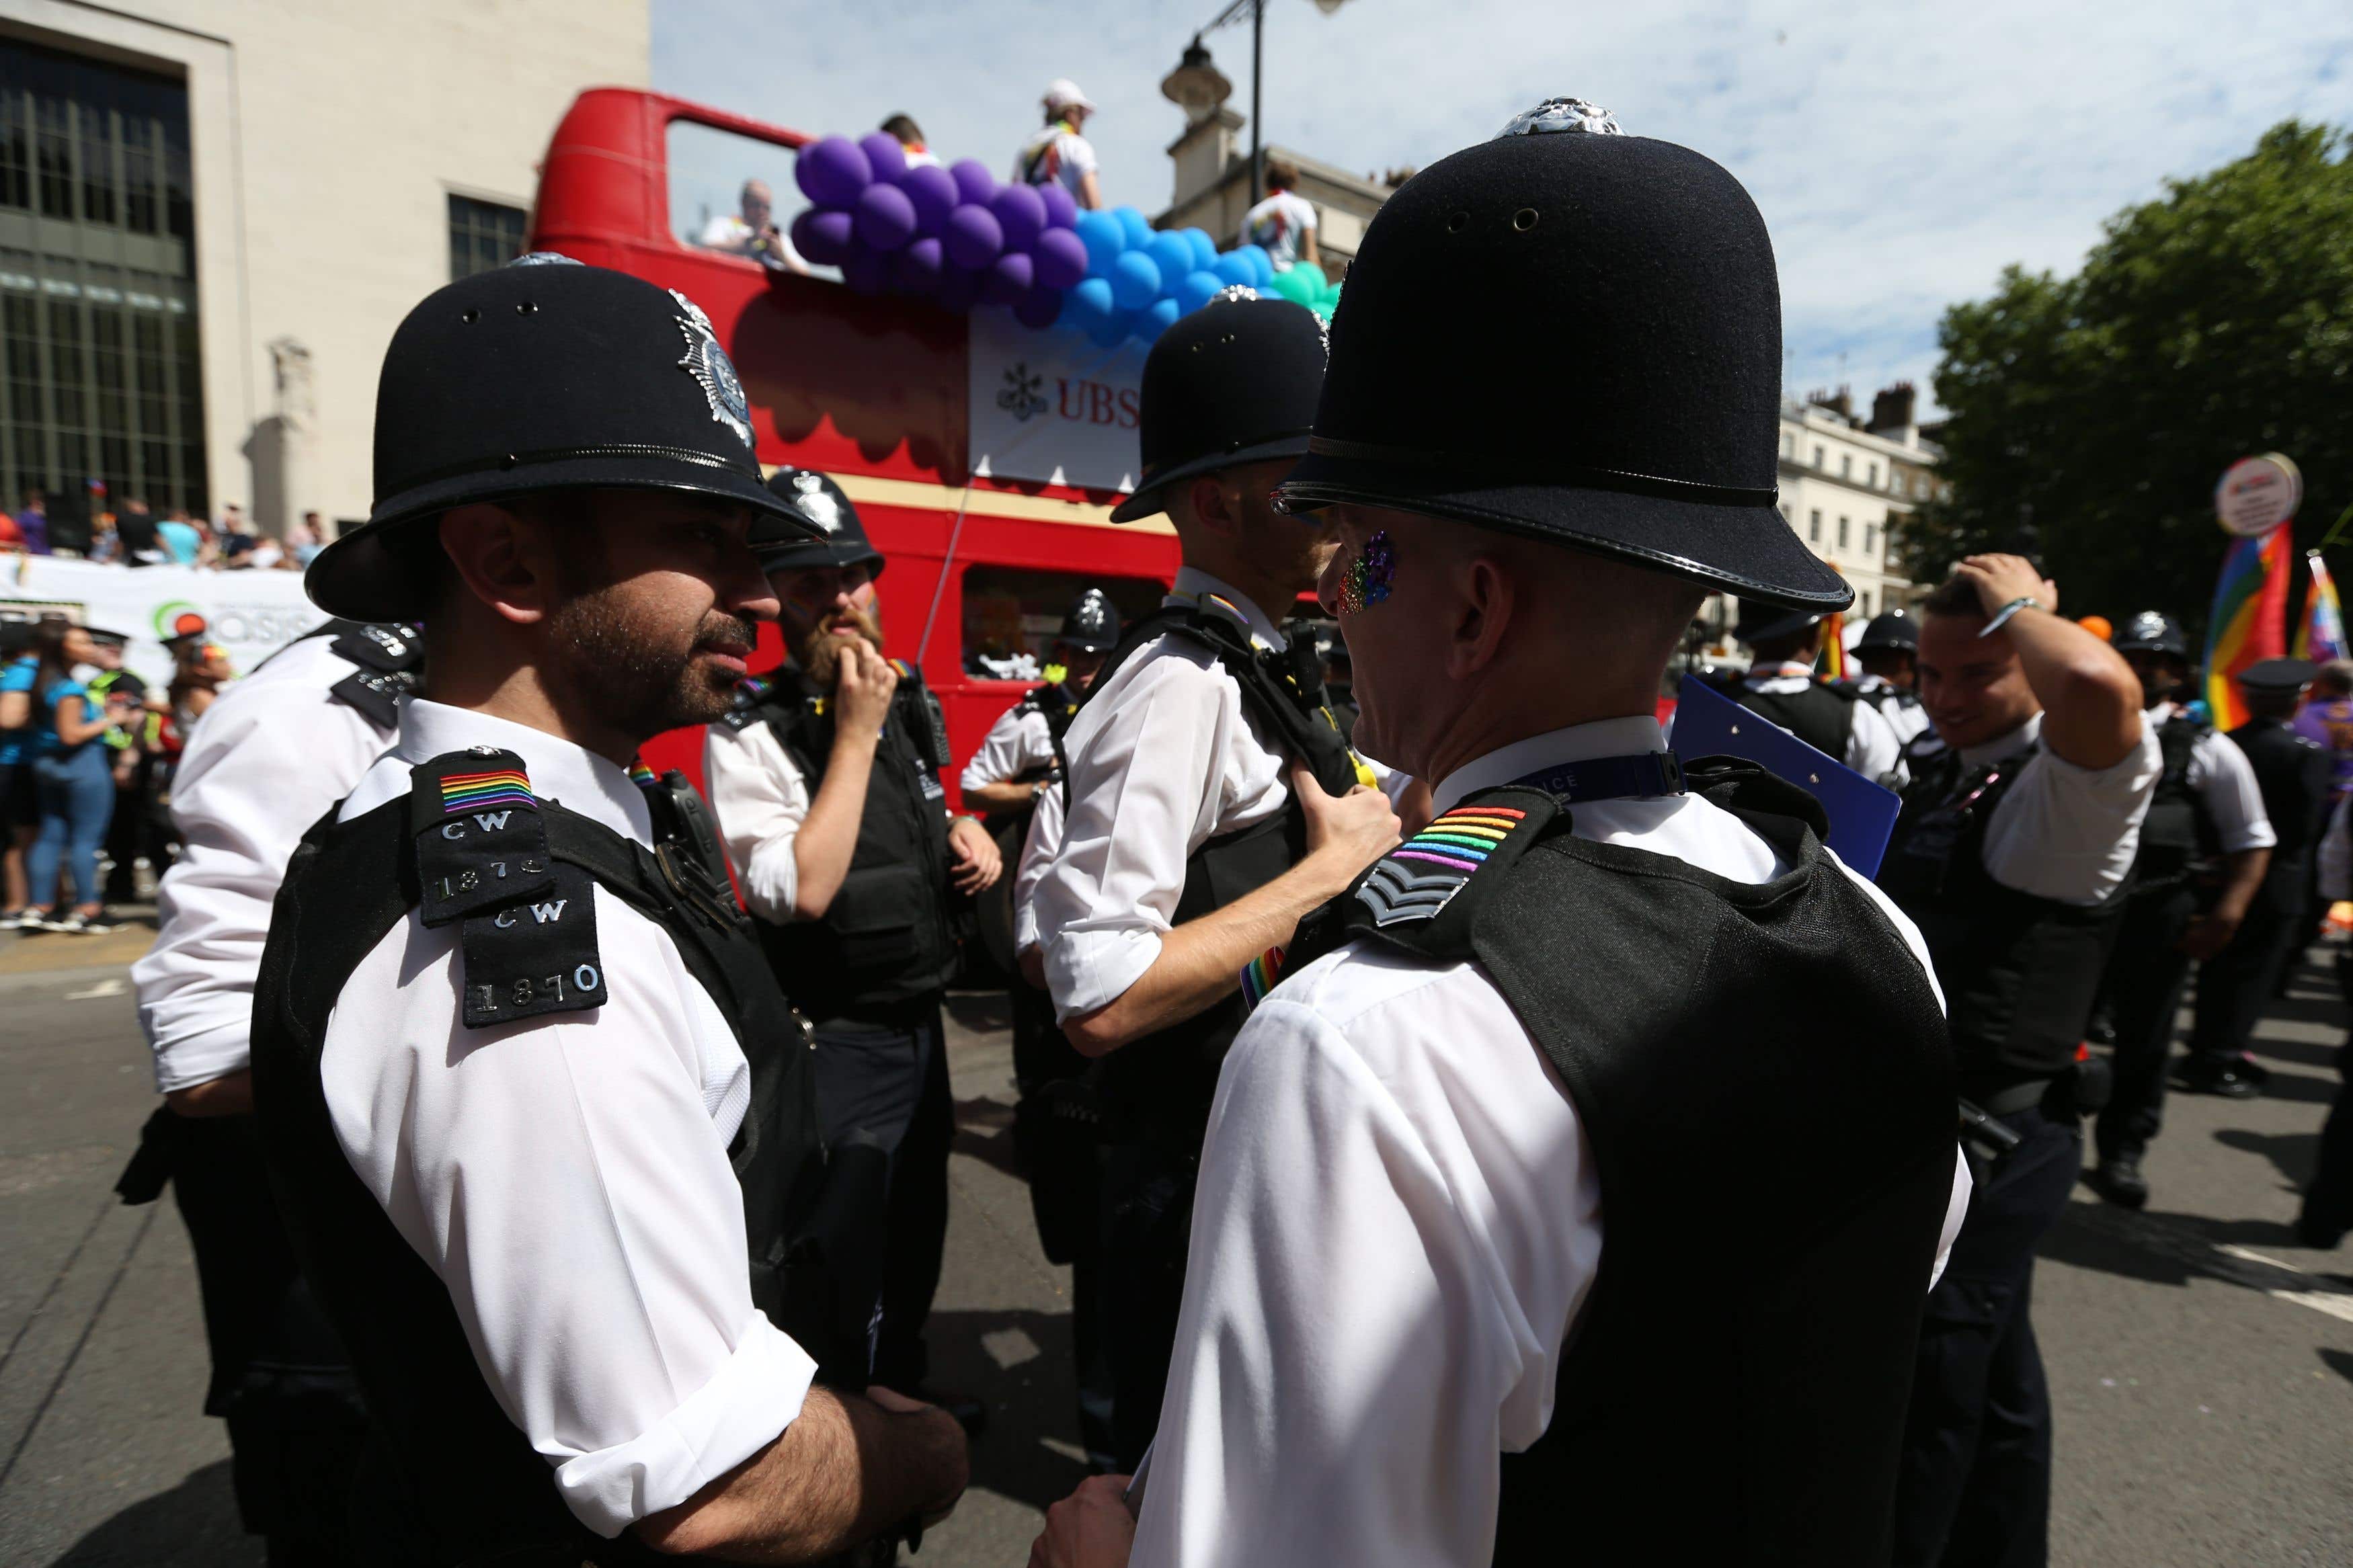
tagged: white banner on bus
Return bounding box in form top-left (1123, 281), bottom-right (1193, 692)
top-left (966, 308), bottom-right (1148, 494)
top-left (1, 557), bottom-right (327, 686)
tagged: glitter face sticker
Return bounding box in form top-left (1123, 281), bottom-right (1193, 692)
top-left (1337, 529), bottom-right (1396, 616)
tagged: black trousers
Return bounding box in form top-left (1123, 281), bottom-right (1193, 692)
top-left (2187, 891), bottom-right (2301, 1065)
top-left (809, 1003), bottom-right (951, 1391)
top-left (2094, 883), bottom-right (2197, 1163)
top-left (1099, 1140), bottom-right (1197, 1472)
top-left (1893, 1103), bottom-right (2081, 1568)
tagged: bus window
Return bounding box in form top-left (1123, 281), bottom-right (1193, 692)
top-left (961, 566), bottom-right (1164, 679)
top-left (666, 120), bottom-right (830, 279)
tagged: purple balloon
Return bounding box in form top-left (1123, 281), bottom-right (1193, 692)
top-left (936, 263), bottom-right (983, 313)
top-left (1031, 226), bottom-right (1089, 290)
top-left (795, 135), bottom-right (871, 208)
top-left (949, 158), bottom-right (996, 208)
top-left (791, 207), bottom-right (855, 267)
top-left (840, 240), bottom-right (889, 296)
top-left (1038, 182), bottom-right (1078, 231)
top-left (990, 183), bottom-right (1048, 253)
top-left (1013, 284), bottom-right (1064, 331)
top-left (943, 203), bottom-right (1004, 270)
top-left (853, 181), bottom-right (918, 252)
top-left (891, 235), bottom-right (946, 294)
top-left (984, 249), bottom-right (1035, 306)
top-left (900, 162), bottom-right (959, 236)
top-left (858, 131), bottom-right (908, 185)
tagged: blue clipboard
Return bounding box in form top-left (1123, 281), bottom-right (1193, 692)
top-left (1667, 675), bottom-right (1903, 878)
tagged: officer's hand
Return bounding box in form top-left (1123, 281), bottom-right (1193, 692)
top-left (833, 641), bottom-right (898, 743)
top-left (948, 815), bottom-right (1003, 893)
top-left (1293, 762), bottom-right (1401, 894)
top-left (1957, 554), bottom-right (2059, 621)
top-left (865, 1385), bottom-right (969, 1526)
top-left (2176, 909), bottom-right (2243, 961)
top-left (1029, 1474), bottom-right (1138, 1568)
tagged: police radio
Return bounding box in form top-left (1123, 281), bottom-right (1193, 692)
top-left (641, 768), bottom-right (744, 932)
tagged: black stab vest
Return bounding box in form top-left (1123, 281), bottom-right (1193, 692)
top-left (1287, 766), bottom-right (1954, 1567)
top-left (2134, 712), bottom-right (2220, 889)
top-left (1734, 675), bottom-right (1858, 759)
top-left (1876, 739), bottom-right (2130, 1089)
top-left (1075, 607), bottom-right (1361, 1157)
top-left (250, 788), bottom-right (868, 1568)
top-left (736, 667), bottom-right (957, 1019)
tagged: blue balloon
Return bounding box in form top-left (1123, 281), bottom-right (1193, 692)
top-left (1144, 231), bottom-right (1193, 286)
top-left (1087, 306), bottom-right (1131, 349)
top-left (1184, 228), bottom-right (1218, 271)
top-left (1109, 249), bottom-right (1162, 310)
top-left (1074, 210), bottom-right (1125, 275)
top-left (1174, 269), bottom-right (1223, 314)
top-left (1234, 243), bottom-right (1275, 287)
top-left (1066, 275), bottom-right (1117, 323)
top-left (1210, 251), bottom-right (1256, 288)
top-left (1113, 205), bottom-right (1154, 251)
top-left (1136, 296), bottom-right (1184, 343)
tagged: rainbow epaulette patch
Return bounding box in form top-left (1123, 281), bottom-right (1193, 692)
top-left (1357, 804), bottom-right (1529, 927)
top-left (437, 768), bottom-right (535, 815)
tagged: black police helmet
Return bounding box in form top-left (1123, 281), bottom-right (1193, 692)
top-left (1108, 294), bottom-right (1328, 524)
top-left (2112, 611), bottom-right (2189, 661)
top-left (306, 256), bottom-right (815, 622)
top-left (1855, 610), bottom-right (1919, 653)
top-left (752, 467), bottom-right (884, 577)
top-left (1275, 99), bottom-right (1848, 614)
top-left (1055, 587), bottom-right (1120, 653)
top-left (1736, 606), bottom-right (1824, 647)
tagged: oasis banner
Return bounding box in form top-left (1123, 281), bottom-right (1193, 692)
top-left (1, 557), bottom-right (325, 686)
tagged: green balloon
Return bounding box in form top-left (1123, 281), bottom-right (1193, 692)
top-left (1269, 266), bottom-right (1317, 304)
top-left (1320, 279), bottom-right (1344, 306)
top-left (1290, 261), bottom-right (1328, 294)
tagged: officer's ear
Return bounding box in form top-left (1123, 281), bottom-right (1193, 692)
top-left (1451, 547), bottom-right (1521, 680)
top-left (1185, 474), bottom-right (1241, 540)
top-left (439, 499), bottom-right (565, 627)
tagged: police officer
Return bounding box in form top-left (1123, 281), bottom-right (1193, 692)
top-left (1730, 604), bottom-right (1907, 779)
top-left (959, 587), bottom-right (1121, 817)
top-left (2176, 657), bottom-right (2333, 1097)
top-left (247, 259), bottom-right (967, 1562)
top-left (703, 464), bottom-right (1002, 1428)
top-left (2305, 798), bottom-right (2353, 1248)
top-left (1879, 564), bottom-right (2159, 1566)
top-left (1033, 99), bottom-right (1965, 1568)
top-left (122, 615), bottom-right (423, 1561)
top-left (1853, 608), bottom-right (1934, 747)
top-left (1031, 289), bottom-right (1399, 1470)
top-left (2082, 612), bottom-right (2274, 1207)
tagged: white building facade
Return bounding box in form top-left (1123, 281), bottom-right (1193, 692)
top-left (1, 0), bottom-right (648, 540)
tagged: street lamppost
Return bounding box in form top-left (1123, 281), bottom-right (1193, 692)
top-left (1199, 0), bottom-right (1356, 206)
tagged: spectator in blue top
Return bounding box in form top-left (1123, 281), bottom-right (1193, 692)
top-left (20, 620), bottom-right (121, 933)
top-left (155, 507), bottom-right (201, 565)
top-left (0, 622), bottom-right (41, 926)
top-left (11, 489), bottom-right (52, 556)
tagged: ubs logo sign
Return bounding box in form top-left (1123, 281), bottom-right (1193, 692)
top-left (997, 362), bottom-right (1049, 423)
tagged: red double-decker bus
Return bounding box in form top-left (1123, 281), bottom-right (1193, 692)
top-left (528, 87), bottom-right (1183, 797)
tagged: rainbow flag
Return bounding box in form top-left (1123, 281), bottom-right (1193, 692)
top-left (2293, 551), bottom-right (2346, 664)
top-left (438, 768), bottom-right (536, 815)
top-left (2204, 524), bottom-right (2294, 729)
top-left (1818, 610), bottom-right (1847, 681)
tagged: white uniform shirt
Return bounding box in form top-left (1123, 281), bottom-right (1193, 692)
top-left (1033, 568), bottom-right (1292, 1023)
top-left (321, 700), bottom-right (815, 1538)
top-left (134, 634), bottom-right (393, 1092)
top-left (2147, 700), bottom-right (2274, 855)
top-left (1855, 672), bottom-right (1935, 748)
top-left (705, 715), bottom-right (815, 924)
top-left (1743, 661), bottom-right (1906, 781)
top-left (1962, 710), bottom-right (2164, 905)
top-left (1014, 778), bottom-right (1067, 958)
top-left (1130, 716), bottom-right (1971, 1568)
top-left (959, 701), bottom-right (1057, 794)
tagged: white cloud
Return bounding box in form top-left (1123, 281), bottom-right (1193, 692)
top-left (655, 0), bottom-right (2353, 414)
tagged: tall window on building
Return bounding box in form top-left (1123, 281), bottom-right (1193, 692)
top-left (1781, 431), bottom-right (1794, 458)
top-left (1861, 589), bottom-right (1874, 615)
top-left (0, 39), bottom-right (208, 522)
top-left (1864, 521), bottom-right (1878, 554)
top-left (1812, 444), bottom-right (1825, 469)
top-left (1808, 509), bottom-right (1822, 542)
top-left (448, 194), bottom-right (528, 280)
top-left (1839, 454), bottom-right (1852, 479)
top-left (1837, 515), bottom-right (1851, 548)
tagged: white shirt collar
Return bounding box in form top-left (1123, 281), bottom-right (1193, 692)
top-left (1959, 709), bottom-right (2043, 771)
top-left (1170, 566), bottom-right (1287, 651)
top-left (1433, 716), bottom-right (1669, 815)
top-left (393, 698), bottom-right (653, 844)
top-left (1771, 660), bottom-right (1815, 677)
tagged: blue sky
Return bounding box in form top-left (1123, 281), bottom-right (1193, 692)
top-left (653, 0), bottom-right (2353, 416)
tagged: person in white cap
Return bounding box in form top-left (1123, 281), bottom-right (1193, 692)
top-left (1015, 79), bottom-right (1103, 210)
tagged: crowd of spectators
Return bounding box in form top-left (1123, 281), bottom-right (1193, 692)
top-left (4, 489), bottom-right (327, 571)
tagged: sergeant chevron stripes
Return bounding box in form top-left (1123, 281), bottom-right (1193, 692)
top-left (1355, 804), bottom-right (1527, 927)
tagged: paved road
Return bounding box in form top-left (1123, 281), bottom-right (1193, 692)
top-left (3, 923), bottom-right (2349, 1566)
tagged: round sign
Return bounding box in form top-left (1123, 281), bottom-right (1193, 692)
top-left (2215, 452), bottom-right (2303, 536)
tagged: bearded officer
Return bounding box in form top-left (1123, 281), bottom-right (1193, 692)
top-left (1031, 99), bottom-right (1967, 1568)
top-left (703, 465), bottom-right (1001, 1429)
top-left (2083, 611), bottom-right (2273, 1208)
top-left (249, 260), bottom-right (967, 1563)
top-left (1031, 290), bottom-right (1402, 1470)
top-left (120, 614), bottom-right (422, 1561)
top-left (1853, 608), bottom-right (1933, 747)
top-left (1729, 603), bottom-right (1906, 780)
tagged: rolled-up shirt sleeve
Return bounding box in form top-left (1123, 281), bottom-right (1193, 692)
top-left (704, 721), bottom-right (810, 924)
top-left (321, 889), bottom-right (812, 1536)
top-left (1013, 781), bottom-right (1067, 957)
top-left (959, 706), bottom-right (1051, 792)
top-left (2192, 731), bottom-right (2277, 855)
top-left (1979, 718), bottom-right (2163, 905)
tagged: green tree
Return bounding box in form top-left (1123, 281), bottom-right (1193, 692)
top-left (1906, 120), bottom-right (2353, 631)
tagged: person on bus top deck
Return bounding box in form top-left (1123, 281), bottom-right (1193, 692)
top-left (1874, 560), bottom-right (2158, 1567)
top-left (701, 465), bottom-right (1003, 1430)
top-left (1730, 601), bottom-right (1907, 782)
top-left (245, 258), bottom-right (968, 1565)
top-left (123, 610), bottom-right (424, 1561)
top-left (1854, 608), bottom-right (1934, 746)
top-left (1028, 288), bottom-right (1404, 1471)
top-left (1030, 98), bottom-right (1968, 1568)
top-left (2081, 611), bottom-right (2274, 1212)
top-left (1015, 79), bottom-right (1105, 211)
